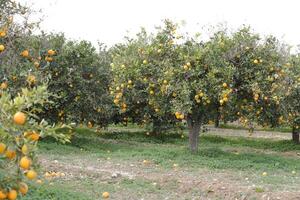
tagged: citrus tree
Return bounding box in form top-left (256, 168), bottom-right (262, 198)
top-left (38, 39), bottom-right (114, 128)
top-left (168, 28), bottom-right (234, 153)
top-left (111, 21), bottom-right (234, 152)
top-left (281, 54), bottom-right (300, 143)
top-left (0, 1), bottom-right (72, 198)
top-left (0, 84), bottom-right (72, 199)
top-left (110, 21), bottom-right (181, 133)
top-left (0, 0), bottom-right (42, 95)
top-left (227, 27), bottom-right (289, 133)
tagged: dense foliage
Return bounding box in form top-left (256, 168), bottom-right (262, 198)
top-left (2, 0), bottom-right (300, 197)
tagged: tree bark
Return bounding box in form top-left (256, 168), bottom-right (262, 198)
top-left (292, 127), bottom-right (299, 144)
top-left (214, 116), bottom-right (219, 128)
top-left (152, 119), bottom-right (160, 134)
top-left (187, 117), bottom-right (201, 154)
top-left (214, 107), bottom-right (220, 128)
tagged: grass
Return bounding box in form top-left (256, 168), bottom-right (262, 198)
top-left (22, 183), bottom-right (94, 200)
top-left (219, 123), bottom-right (292, 133)
top-left (40, 128), bottom-right (300, 171)
top-left (35, 127), bottom-right (300, 199)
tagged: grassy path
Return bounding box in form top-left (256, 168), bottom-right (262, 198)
top-left (28, 127), bottom-right (300, 200)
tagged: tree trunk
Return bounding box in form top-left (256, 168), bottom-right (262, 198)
top-left (152, 119), bottom-right (160, 134)
top-left (187, 117), bottom-right (201, 153)
top-left (214, 107), bottom-right (220, 128)
top-left (292, 127), bottom-right (299, 144)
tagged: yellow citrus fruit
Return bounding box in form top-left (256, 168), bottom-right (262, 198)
top-left (7, 189), bottom-right (17, 200)
top-left (0, 31), bottom-right (6, 37)
top-left (27, 75), bottom-right (36, 85)
top-left (262, 172), bottom-right (267, 176)
top-left (219, 99), bottom-right (224, 105)
top-left (5, 149), bottom-right (16, 160)
top-left (20, 156), bottom-right (31, 170)
top-left (21, 144), bottom-right (28, 154)
top-left (102, 192), bottom-right (110, 199)
top-left (0, 45), bottom-right (5, 52)
top-left (87, 122), bottom-right (93, 128)
top-left (34, 61), bottom-right (40, 68)
top-left (21, 50), bottom-right (29, 57)
top-left (0, 143), bottom-right (6, 154)
top-left (0, 82), bottom-right (8, 90)
top-left (13, 112), bottom-right (26, 125)
top-left (0, 190), bottom-right (7, 199)
top-left (45, 56), bottom-right (53, 62)
top-left (222, 83), bottom-right (228, 88)
top-left (19, 182), bottom-right (28, 195)
top-left (47, 49), bottom-right (56, 56)
top-left (29, 132), bottom-right (40, 141)
top-left (23, 131), bottom-right (31, 137)
top-left (26, 170), bottom-right (37, 180)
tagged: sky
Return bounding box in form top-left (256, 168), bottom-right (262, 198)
top-left (20, 0), bottom-right (300, 49)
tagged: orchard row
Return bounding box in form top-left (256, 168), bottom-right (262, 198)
top-left (1, 0), bottom-right (300, 198)
top-left (2, 18), bottom-right (300, 153)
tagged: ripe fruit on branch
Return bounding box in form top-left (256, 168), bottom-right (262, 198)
top-left (0, 44), bottom-right (5, 52)
top-left (47, 49), bottom-right (56, 56)
top-left (20, 156), bottom-right (31, 170)
top-left (26, 170), bottom-right (37, 180)
top-left (20, 50), bottom-right (29, 57)
top-left (13, 112), bottom-right (27, 125)
top-left (19, 182), bottom-right (28, 195)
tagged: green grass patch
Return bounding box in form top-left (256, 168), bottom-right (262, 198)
top-left (40, 129), bottom-right (300, 173)
top-left (219, 124), bottom-right (292, 133)
top-left (22, 184), bottom-right (93, 200)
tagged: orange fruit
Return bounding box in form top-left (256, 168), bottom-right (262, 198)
top-left (102, 192), bottom-right (110, 199)
top-left (7, 189), bottom-right (17, 200)
top-left (26, 170), bottom-right (37, 180)
top-left (0, 45), bottom-right (5, 52)
top-left (29, 132), bottom-right (40, 141)
top-left (87, 122), bottom-right (93, 128)
top-left (5, 149), bottom-right (16, 160)
top-left (19, 182), bottom-right (28, 195)
top-left (0, 31), bottom-right (6, 37)
top-left (27, 75), bottom-right (36, 85)
top-left (13, 112), bottom-right (26, 125)
top-left (34, 61), bottom-right (40, 68)
top-left (21, 144), bottom-right (28, 154)
top-left (47, 49), bottom-right (56, 56)
top-left (21, 50), bottom-right (29, 57)
top-left (0, 190), bottom-right (7, 199)
top-left (45, 56), bottom-right (53, 62)
top-left (20, 156), bottom-right (31, 170)
top-left (0, 143), bottom-right (6, 154)
top-left (0, 82), bottom-right (8, 90)
top-left (23, 131), bottom-right (29, 137)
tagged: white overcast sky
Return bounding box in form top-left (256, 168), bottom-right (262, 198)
top-left (20, 0), bottom-right (300, 49)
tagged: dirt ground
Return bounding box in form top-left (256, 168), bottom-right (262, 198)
top-left (207, 127), bottom-right (291, 140)
top-left (39, 128), bottom-right (300, 200)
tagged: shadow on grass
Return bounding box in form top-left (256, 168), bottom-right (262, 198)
top-left (202, 135), bottom-right (300, 152)
top-left (40, 130), bottom-right (300, 172)
top-left (42, 127), bottom-right (300, 153)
